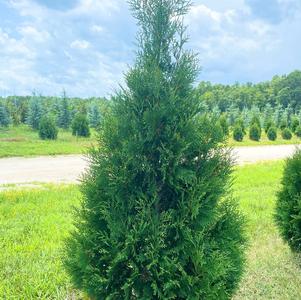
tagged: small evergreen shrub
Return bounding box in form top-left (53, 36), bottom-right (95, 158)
top-left (250, 115), bottom-right (261, 130)
top-left (291, 117), bottom-right (300, 133)
top-left (279, 119), bottom-right (288, 130)
top-left (71, 114), bottom-right (90, 137)
top-left (233, 125), bottom-right (244, 142)
top-left (236, 118), bottom-right (246, 134)
top-left (39, 116), bottom-right (58, 140)
top-left (295, 125), bottom-right (301, 138)
top-left (249, 124), bottom-right (261, 141)
top-left (264, 119), bottom-right (273, 134)
top-left (275, 149), bottom-right (301, 252)
top-left (267, 127), bottom-right (277, 141)
top-left (219, 114), bottom-right (229, 136)
top-left (282, 128), bottom-right (292, 140)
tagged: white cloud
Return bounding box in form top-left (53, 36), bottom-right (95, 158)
top-left (90, 24), bottom-right (105, 33)
top-left (70, 39), bottom-right (90, 49)
top-left (19, 25), bottom-right (50, 42)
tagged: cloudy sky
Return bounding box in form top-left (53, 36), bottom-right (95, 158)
top-left (0, 0), bottom-right (300, 97)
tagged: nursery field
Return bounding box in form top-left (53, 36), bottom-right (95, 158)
top-left (1, 125), bottom-right (301, 159)
top-left (0, 125), bottom-right (97, 158)
top-left (229, 129), bottom-right (301, 147)
top-left (0, 161), bottom-right (300, 299)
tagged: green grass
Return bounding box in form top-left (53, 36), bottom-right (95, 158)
top-left (0, 125), bottom-right (97, 158)
top-left (229, 129), bottom-right (301, 147)
top-left (0, 185), bottom-right (83, 299)
top-left (1, 162), bottom-right (301, 299)
top-left (1, 126), bottom-right (301, 158)
top-left (233, 161), bottom-right (301, 299)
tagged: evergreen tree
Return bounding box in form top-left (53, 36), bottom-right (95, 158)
top-left (57, 91), bottom-right (71, 129)
top-left (267, 126), bottom-right (277, 141)
top-left (275, 150), bottom-right (301, 252)
top-left (71, 114), bottom-right (90, 137)
top-left (233, 124), bottom-right (244, 142)
top-left (0, 104), bottom-right (11, 127)
top-left (65, 1), bottom-right (246, 299)
top-left (27, 94), bottom-right (43, 130)
top-left (88, 104), bottom-right (101, 128)
top-left (39, 116), bottom-right (58, 140)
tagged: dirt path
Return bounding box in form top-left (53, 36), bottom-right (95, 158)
top-left (0, 144), bottom-right (300, 184)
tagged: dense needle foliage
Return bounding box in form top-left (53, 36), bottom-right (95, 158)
top-left (267, 127), bottom-right (277, 141)
top-left (275, 150), bottom-right (301, 252)
top-left (249, 124), bottom-right (261, 141)
top-left (65, 1), bottom-right (246, 299)
top-left (38, 116), bottom-right (58, 140)
top-left (281, 128), bottom-right (292, 140)
top-left (71, 114), bottom-right (90, 137)
top-left (233, 125), bottom-right (244, 142)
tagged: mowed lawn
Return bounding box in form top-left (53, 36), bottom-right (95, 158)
top-left (0, 162), bottom-right (301, 299)
top-left (0, 125), bottom-right (97, 158)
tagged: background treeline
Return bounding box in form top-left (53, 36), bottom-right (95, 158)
top-left (196, 70), bottom-right (301, 141)
top-left (1, 70), bottom-right (301, 141)
top-left (0, 92), bottom-right (108, 128)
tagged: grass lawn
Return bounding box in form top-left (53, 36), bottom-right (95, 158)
top-left (1, 125), bottom-right (301, 158)
top-left (229, 129), bottom-right (301, 147)
top-left (1, 162), bottom-right (301, 299)
top-left (0, 125), bottom-right (97, 158)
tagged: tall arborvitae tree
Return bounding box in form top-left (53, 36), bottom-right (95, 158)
top-left (65, 1), bottom-right (246, 299)
top-left (57, 90), bottom-right (71, 129)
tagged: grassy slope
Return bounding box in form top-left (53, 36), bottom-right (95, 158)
top-left (0, 162), bottom-right (301, 299)
top-left (0, 125), bottom-right (97, 158)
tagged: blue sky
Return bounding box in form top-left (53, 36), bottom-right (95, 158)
top-left (0, 0), bottom-right (300, 97)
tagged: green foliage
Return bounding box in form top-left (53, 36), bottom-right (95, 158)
top-left (295, 125), bottom-right (301, 138)
top-left (38, 116), bottom-right (58, 140)
top-left (88, 104), bottom-right (101, 128)
top-left (71, 114), bottom-right (90, 137)
top-left (65, 1), bottom-right (246, 299)
top-left (275, 150), bottom-right (301, 252)
top-left (264, 119), bottom-right (274, 134)
top-left (291, 117), bottom-right (300, 132)
top-left (249, 124), bottom-right (261, 141)
top-left (27, 95), bottom-right (43, 130)
top-left (281, 128), bottom-right (292, 140)
top-left (235, 118), bottom-right (246, 134)
top-left (0, 105), bottom-right (11, 127)
top-left (57, 91), bottom-right (71, 129)
top-left (219, 114), bottom-right (229, 136)
top-left (267, 127), bottom-right (277, 141)
top-left (279, 119), bottom-right (288, 130)
top-left (233, 125), bottom-right (244, 142)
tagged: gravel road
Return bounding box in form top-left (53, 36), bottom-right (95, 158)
top-left (0, 144), bottom-right (300, 184)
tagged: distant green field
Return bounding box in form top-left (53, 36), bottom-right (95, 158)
top-left (229, 129), bottom-right (301, 147)
top-left (1, 162), bottom-right (301, 299)
top-left (1, 126), bottom-right (301, 159)
top-left (0, 125), bottom-right (97, 158)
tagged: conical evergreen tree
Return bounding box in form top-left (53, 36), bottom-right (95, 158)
top-left (65, 1), bottom-right (246, 299)
top-left (0, 104), bottom-right (11, 127)
top-left (26, 94), bottom-right (43, 130)
top-left (88, 104), bottom-right (101, 128)
top-left (58, 90), bottom-right (71, 129)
